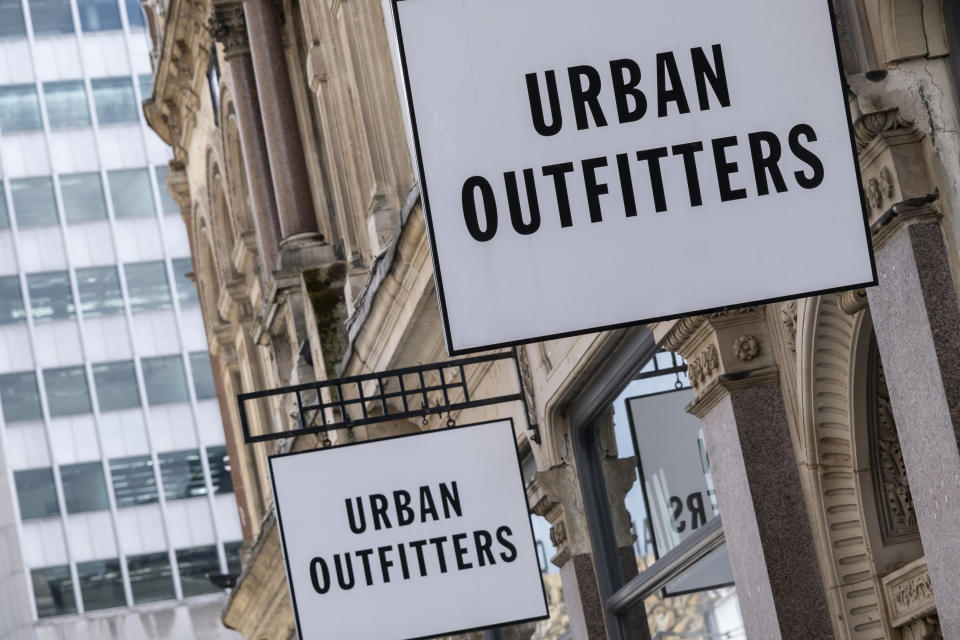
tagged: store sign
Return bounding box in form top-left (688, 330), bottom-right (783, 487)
top-left (392, 0), bottom-right (876, 355)
top-left (627, 389), bottom-right (734, 594)
top-left (269, 420), bottom-right (548, 640)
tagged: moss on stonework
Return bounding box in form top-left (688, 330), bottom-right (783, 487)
top-left (303, 263), bottom-right (348, 375)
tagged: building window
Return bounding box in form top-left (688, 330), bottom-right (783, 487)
top-left (77, 0), bottom-right (120, 31)
top-left (141, 355), bottom-right (189, 405)
top-left (29, 0), bottom-right (75, 36)
top-left (0, 185), bottom-right (8, 228)
top-left (93, 360), bottom-right (141, 412)
top-left (224, 541), bottom-right (242, 577)
top-left (153, 165), bottom-right (178, 214)
top-left (206, 445), bottom-right (232, 495)
top-left (188, 351), bottom-right (215, 399)
top-left (61, 462), bottom-right (109, 514)
top-left (177, 545), bottom-right (220, 597)
top-left (207, 51), bottom-right (220, 126)
top-left (159, 449), bottom-right (206, 500)
top-left (125, 261), bottom-right (171, 312)
top-left (27, 271), bottom-right (75, 322)
top-left (0, 0), bottom-right (26, 38)
top-left (90, 77), bottom-right (137, 124)
top-left (44, 81), bottom-right (90, 129)
top-left (137, 73), bottom-right (153, 99)
top-left (0, 276), bottom-right (26, 324)
top-left (76, 558), bottom-right (125, 611)
top-left (109, 455), bottom-right (157, 508)
top-left (44, 366), bottom-right (92, 417)
top-left (14, 468), bottom-right (59, 519)
top-left (171, 258), bottom-right (197, 306)
top-left (124, 0), bottom-right (144, 28)
top-left (108, 168), bottom-right (155, 218)
top-left (60, 172), bottom-right (107, 223)
top-left (0, 85), bottom-right (42, 133)
top-left (127, 552), bottom-right (175, 604)
top-left (76, 266), bottom-right (123, 318)
top-left (32, 565), bottom-right (77, 618)
top-left (0, 371), bottom-right (43, 422)
top-left (11, 177), bottom-right (58, 228)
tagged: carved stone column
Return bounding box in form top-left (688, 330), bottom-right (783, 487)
top-left (858, 110), bottom-right (960, 638)
top-left (658, 309), bottom-right (834, 639)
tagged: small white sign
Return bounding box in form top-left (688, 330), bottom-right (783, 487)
top-left (392, 0), bottom-right (875, 354)
top-left (269, 420), bottom-right (548, 640)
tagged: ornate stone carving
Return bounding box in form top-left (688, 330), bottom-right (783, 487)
top-left (854, 109), bottom-right (911, 152)
top-left (661, 307), bottom-right (757, 352)
top-left (780, 300), bottom-right (797, 351)
top-left (687, 344), bottom-right (719, 387)
top-left (839, 288), bottom-right (869, 315)
top-left (879, 167), bottom-right (895, 199)
top-left (883, 557), bottom-right (937, 628)
top-left (867, 177), bottom-right (884, 210)
top-left (902, 615), bottom-right (942, 640)
top-left (209, 4), bottom-right (249, 59)
top-left (515, 345), bottom-right (539, 439)
top-left (549, 521), bottom-right (567, 547)
top-left (732, 335), bottom-right (759, 361)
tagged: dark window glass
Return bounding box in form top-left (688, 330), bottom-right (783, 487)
top-left (90, 77), bottom-right (136, 123)
top-left (224, 541), bottom-right (242, 577)
top-left (93, 360), bottom-right (140, 412)
top-left (61, 462), bottom-right (109, 513)
top-left (76, 558), bottom-right (125, 611)
top-left (11, 177), bottom-right (58, 227)
top-left (137, 73), bottom-right (152, 99)
top-left (1, 185), bottom-right (8, 228)
top-left (159, 449), bottom-right (206, 500)
top-left (109, 455), bottom-right (157, 508)
top-left (188, 351), bottom-right (214, 400)
top-left (125, 261), bottom-right (170, 312)
top-left (77, 0), bottom-right (120, 31)
top-left (124, 0), bottom-right (144, 27)
top-left (0, 276), bottom-right (26, 324)
top-left (141, 355), bottom-right (188, 405)
top-left (171, 257), bottom-right (197, 306)
top-left (29, 0), bottom-right (74, 35)
top-left (14, 468), bottom-right (59, 519)
top-left (0, 0), bottom-right (26, 38)
top-left (44, 81), bottom-right (90, 129)
top-left (32, 565), bottom-right (77, 618)
top-left (44, 366), bottom-right (91, 417)
top-left (206, 445), bottom-right (232, 495)
top-left (0, 371), bottom-right (42, 422)
top-left (207, 52), bottom-right (220, 126)
top-left (177, 545), bottom-right (220, 597)
top-left (27, 271), bottom-right (75, 322)
top-left (108, 168), bottom-right (154, 218)
top-left (153, 165), bottom-right (177, 214)
top-left (76, 266), bottom-right (123, 318)
top-left (0, 85), bottom-right (42, 133)
top-left (60, 173), bottom-right (106, 223)
top-left (127, 552), bottom-right (174, 604)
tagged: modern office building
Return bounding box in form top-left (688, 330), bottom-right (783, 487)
top-left (0, 1), bottom-right (241, 638)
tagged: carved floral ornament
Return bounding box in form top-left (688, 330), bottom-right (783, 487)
top-left (209, 4), bottom-right (249, 58)
top-left (687, 344), bottom-right (719, 387)
top-left (867, 167), bottom-right (897, 211)
top-left (854, 109), bottom-right (911, 152)
top-left (732, 335), bottom-right (759, 361)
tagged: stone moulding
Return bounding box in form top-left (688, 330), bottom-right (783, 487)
top-left (882, 556), bottom-right (936, 628)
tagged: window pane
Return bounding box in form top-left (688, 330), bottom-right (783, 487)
top-left (0, 276), bottom-right (26, 324)
top-left (0, 85), bottom-right (42, 133)
top-left (137, 73), bottom-right (153, 99)
top-left (171, 257), bottom-right (197, 306)
top-left (124, 0), bottom-right (144, 27)
top-left (60, 172), bottom-right (106, 223)
top-left (177, 546), bottom-right (219, 597)
top-left (29, 0), bottom-right (74, 35)
top-left (0, 371), bottom-right (42, 422)
top-left (141, 355), bottom-right (188, 405)
top-left (61, 462), bottom-right (109, 513)
top-left (224, 541), bottom-right (242, 577)
top-left (189, 351), bottom-right (214, 399)
top-left (93, 360), bottom-right (140, 412)
top-left (159, 449), bottom-right (206, 500)
top-left (125, 261), bottom-right (170, 312)
top-left (76, 265), bottom-right (123, 318)
top-left (91, 77), bottom-right (136, 124)
top-left (11, 177), bottom-right (58, 227)
top-left (32, 565), bottom-right (77, 618)
top-left (128, 551), bottom-right (174, 604)
top-left (14, 468), bottom-right (59, 519)
top-left (0, 185), bottom-right (8, 228)
top-left (0, 0), bottom-right (26, 38)
top-left (153, 165), bottom-right (177, 214)
top-left (109, 455), bottom-right (157, 508)
top-left (44, 81), bottom-right (90, 129)
top-left (44, 366), bottom-right (91, 417)
top-left (206, 445), bottom-right (232, 495)
top-left (27, 271), bottom-right (75, 322)
top-left (77, 0), bottom-right (120, 31)
top-left (77, 558), bottom-right (125, 611)
top-left (108, 168), bottom-right (154, 218)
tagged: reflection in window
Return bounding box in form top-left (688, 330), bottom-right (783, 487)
top-left (32, 565), bottom-right (77, 618)
top-left (0, 276), bottom-right (26, 324)
top-left (224, 541), bottom-right (242, 577)
top-left (189, 351), bottom-right (215, 399)
top-left (61, 462), bottom-right (109, 513)
top-left (29, 0), bottom-right (74, 35)
top-left (177, 546), bottom-right (220, 597)
top-left (108, 168), bottom-right (155, 218)
top-left (124, 0), bottom-right (144, 27)
top-left (44, 81), bottom-right (90, 129)
top-left (137, 73), bottom-right (153, 99)
top-left (206, 445), bottom-right (233, 495)
top-left (11, 177), bottom-right (58, 228)
top-left (0, 371), bottom-right (43, 422)
top-left (0, 185), bottom-right (8, 228)
top-left (159, 449), bottom-right (206, 500)
top-left (76, 266), bottom-right (123, 318)
top-left (171, 258), bottom-right (197, 306)
top-left (128, 552), bottom-right (175, 604)
top-left (77, 558), bottom-right (125, 611)
top-left (0, 85), bottom-right (42, 133)
top-left (77, 0), bottom-right (120, 31)
top-left (142, 355), bottom-right (189, 405)
top-left (109, 455), bottom-right (157, 508)
top-left (27, 271), bottom-right (75, 322)
top-left (93, 360), bottom-right (140, 412)
top-left (0, 0), bottom-right (26, 38)
top-left (125, 261), bottom-right (171, 312)
top-left (153, 165), bottom-right (178, 214)
top-left (60, 172), bottom-right (107, 222)
top-left (14, 468), bottom-right (59, 519)
top-left (44, 366), bottom-right (91, 417)
top-left (91, 77), bottom-right (137, 124)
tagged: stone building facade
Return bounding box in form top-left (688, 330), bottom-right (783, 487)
top-left (142, 0), bottom-right (960, 637)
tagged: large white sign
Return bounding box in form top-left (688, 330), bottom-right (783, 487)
top-left (269, 420), bottom-right (548, 640)
top-left (392, 0), bottom-right (876, 354)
